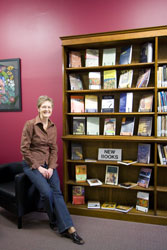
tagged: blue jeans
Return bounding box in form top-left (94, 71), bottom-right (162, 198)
top-left (22, 161), bottom-right (73, 233)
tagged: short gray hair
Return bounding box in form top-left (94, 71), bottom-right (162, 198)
top-left (37, 95), bottom-right (54, 108)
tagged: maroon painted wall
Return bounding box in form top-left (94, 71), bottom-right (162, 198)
top-left (0, 0), bottom-right (166, 183)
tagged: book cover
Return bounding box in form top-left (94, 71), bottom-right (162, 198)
top-left (87, 117), bottom-right (99, 135)
top-left (75, 165), bottom-right (87, 182)
top-left (85, 49), bottom-right (99, 67)
top-left (115, 205), bottom-right (133, 213)
top-left (70, 95), bottom-right (84, 113)
top-left (88, 72), bottom-right (101, 89)
top-left (136, 69), bottom-right (151, 88)
top-left (101, 202), bottom-right (116, 210)
top-left (137, 116), bottom-right (152, 136)
top-left (85, 95), bottom-right (98, 112)
top-left (87, 179), bottom-right (102, 186)
top-left (157, 144), bottom-right (166, 165)
top-left (118, 70), bottom-right (133, 88)
top-left (101, 95), bottom-right (114, 113)
top-left (119, 45), bottom-right (132, 65)
top-left (120, 117), bottom-right (135, 136)
top-left (136, 191), bottom-right (149, 212)
top-left (73, 117), bottom-right (85, 135)
top-left (140, 42), bottom-right (153, 63)
top-left (119, 92), bottom-right (133, 113)
top-left (102, 48), bottom-right (116, 66)
top-left (71, 142), bottom-right (83, 160)
top-left (119, 182), bottom-right (137, 189)
top-left (103, 118), bottom-right (116, 135)
top-left (72, 186), bottom-right (85, 205)
top-left (87, 201), bottom-right (100, 209)
top-left (69, 51), bottom-right (82, 68)
top-left (69, 74), bottom-right (83, 90)
top-left (137, 143), bottom-right (151, 164)
top-left (103, 69), bottom-right (117, 89)
top-left (138, 94), bottom-right (153, 112)
top-left (105, 165), bottom-right (119, 185)
top-left (137, 167), bottom-right (152, 188)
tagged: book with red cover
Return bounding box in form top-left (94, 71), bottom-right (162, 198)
top-left (72, 186), bottom-right (85, 205)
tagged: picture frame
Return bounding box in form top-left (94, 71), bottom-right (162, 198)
top-left (0, 58), bottom-right (21, 111)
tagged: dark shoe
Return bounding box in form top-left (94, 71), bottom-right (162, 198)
top-left (61, 230), bottom-right (85, 245)
top-left (49, 223), bottom-right (57, 231)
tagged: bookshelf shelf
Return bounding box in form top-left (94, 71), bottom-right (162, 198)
top-left (61, 25), bottom-right (167, 225)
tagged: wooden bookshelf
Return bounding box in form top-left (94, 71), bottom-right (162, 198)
top-left (61, 26), bottom-right (167, 225)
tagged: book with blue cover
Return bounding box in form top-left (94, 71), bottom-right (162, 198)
top-left (119, 92), bottom-right (133, 112)
top-left (119, 45), bottom-right (132, 65)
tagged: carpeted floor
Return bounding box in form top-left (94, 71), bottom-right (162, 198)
top-left (0, 208), bottom-right (167, 250)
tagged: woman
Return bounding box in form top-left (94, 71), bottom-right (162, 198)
top-left (20, 95), bottom-right (84, 245)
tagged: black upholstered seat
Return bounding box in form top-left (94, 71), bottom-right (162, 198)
top-left (0, 162), bottom-right (40, 228)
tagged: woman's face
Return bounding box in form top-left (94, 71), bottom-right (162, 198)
top-left (38, 100), bottom-right (53, 120)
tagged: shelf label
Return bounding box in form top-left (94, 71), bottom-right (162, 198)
top-left (98, 148), bottom-right (122, 161)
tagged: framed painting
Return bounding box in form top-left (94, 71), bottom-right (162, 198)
top-left (0, 58), bottom-right (21, 111)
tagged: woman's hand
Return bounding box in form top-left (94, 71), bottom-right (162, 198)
top-left (38, 166), bottom-right (53, 179)
top-left (38, 166), bottom-right (49, 179)
top-left (47, 168), bottom-right (53, 179)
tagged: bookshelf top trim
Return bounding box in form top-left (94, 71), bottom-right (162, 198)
top-left (60, 26), bottom-right (167, 46)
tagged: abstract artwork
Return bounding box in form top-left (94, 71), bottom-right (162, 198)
top-left (0, 58), bottom-right (21, 111)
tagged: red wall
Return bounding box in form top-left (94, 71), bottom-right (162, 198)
top-left (0, 0), bottom-right (166, 183)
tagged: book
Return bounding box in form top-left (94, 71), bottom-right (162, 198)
top-left (69, 74), bottom-right (83, 90)
top-left (87, 179), bottom-right (102, 186)
top-left (115, 205), bottom-right (133, 213)
top-left (73, 117), bottom-right (85, 135)
top-left (85, 49), bottom-right (99, 67)
top-left (119, 92), bottom-right (133, 113)
top-left (118, 70), bottom-right (133, 88)
top-left (87, 201), bottom-right (100, 209)
top-left (136, 69), bottom-right (151, 88)
top-left (71, 142), bottom-right (83, 160)
top-left (137, 167), bottom-right (152, 188)
top-left (87, 117), bottom-right (99, 135)
top-left (119, 45), bottom-right (132, 65)
top-left (138, 94), bottom-right (153, 112)
top-left (85, 95), bottom-right (98, 112)
top-left (105, 165), bottom-right (119, 185)
top-left (88, 72), bottom-right (101, 89)
top-left (101, 95), bottom-right (114, 112)
top-left (157, 144), bottom-right (166, 165)
top-left (137, 143), bottom-right (151, 164)
top-left (120, 117), bottom-right (135, 136)
top-left (103, 69), bottom-right (117, 89)
top-left (101, 202), bottom-right (116, 210)
top-left (137, 117), bottom-right (152, 136)
top-left (75, 165), bottom-right (87, 182)
top-left (102, 48), bottom-right (116, 66)
top-left (140, 42), bottom-right (153, 63)
top-left (103, 118), bottom-right (116, 135)
top-left (136, 191), bottom-right (149, 212)
top-left (72, 186), bottom-right (85, 205)
top-left (70, 96), bottom-right (84, 113)
top-left (119, 182), bottom-right (137, 189)
top-left (117, 160), bottom-right (137, 166)
top-left (69, 51), bottom-right (82, 68)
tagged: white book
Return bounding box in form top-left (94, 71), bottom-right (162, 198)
top-left (87, 179), bottom-right (102, 186)
top-left (126, 92), bottom-right (133, 112)
top-left (85, 49), bottom-right (99, 67)
top-left (87, 117), bottom-right (99, 135)
top-left (88, 72), bottom-right (101, 89)
top-left (118, 70), bottom-right (133, 88)
top-left (157, 116), bottom-right (161, 137)
top-left (88, 201), bottom-right (100, 209)
top-left (102, 48), bottom-right (116, 66)
top-left (85, 95), bottom-right (98, 113)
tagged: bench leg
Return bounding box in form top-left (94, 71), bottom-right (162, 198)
top-left (18, 216), bottom-right (22, 229)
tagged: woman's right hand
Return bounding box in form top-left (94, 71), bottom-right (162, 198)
top-left (38, 166), bottom-right (49, 179)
